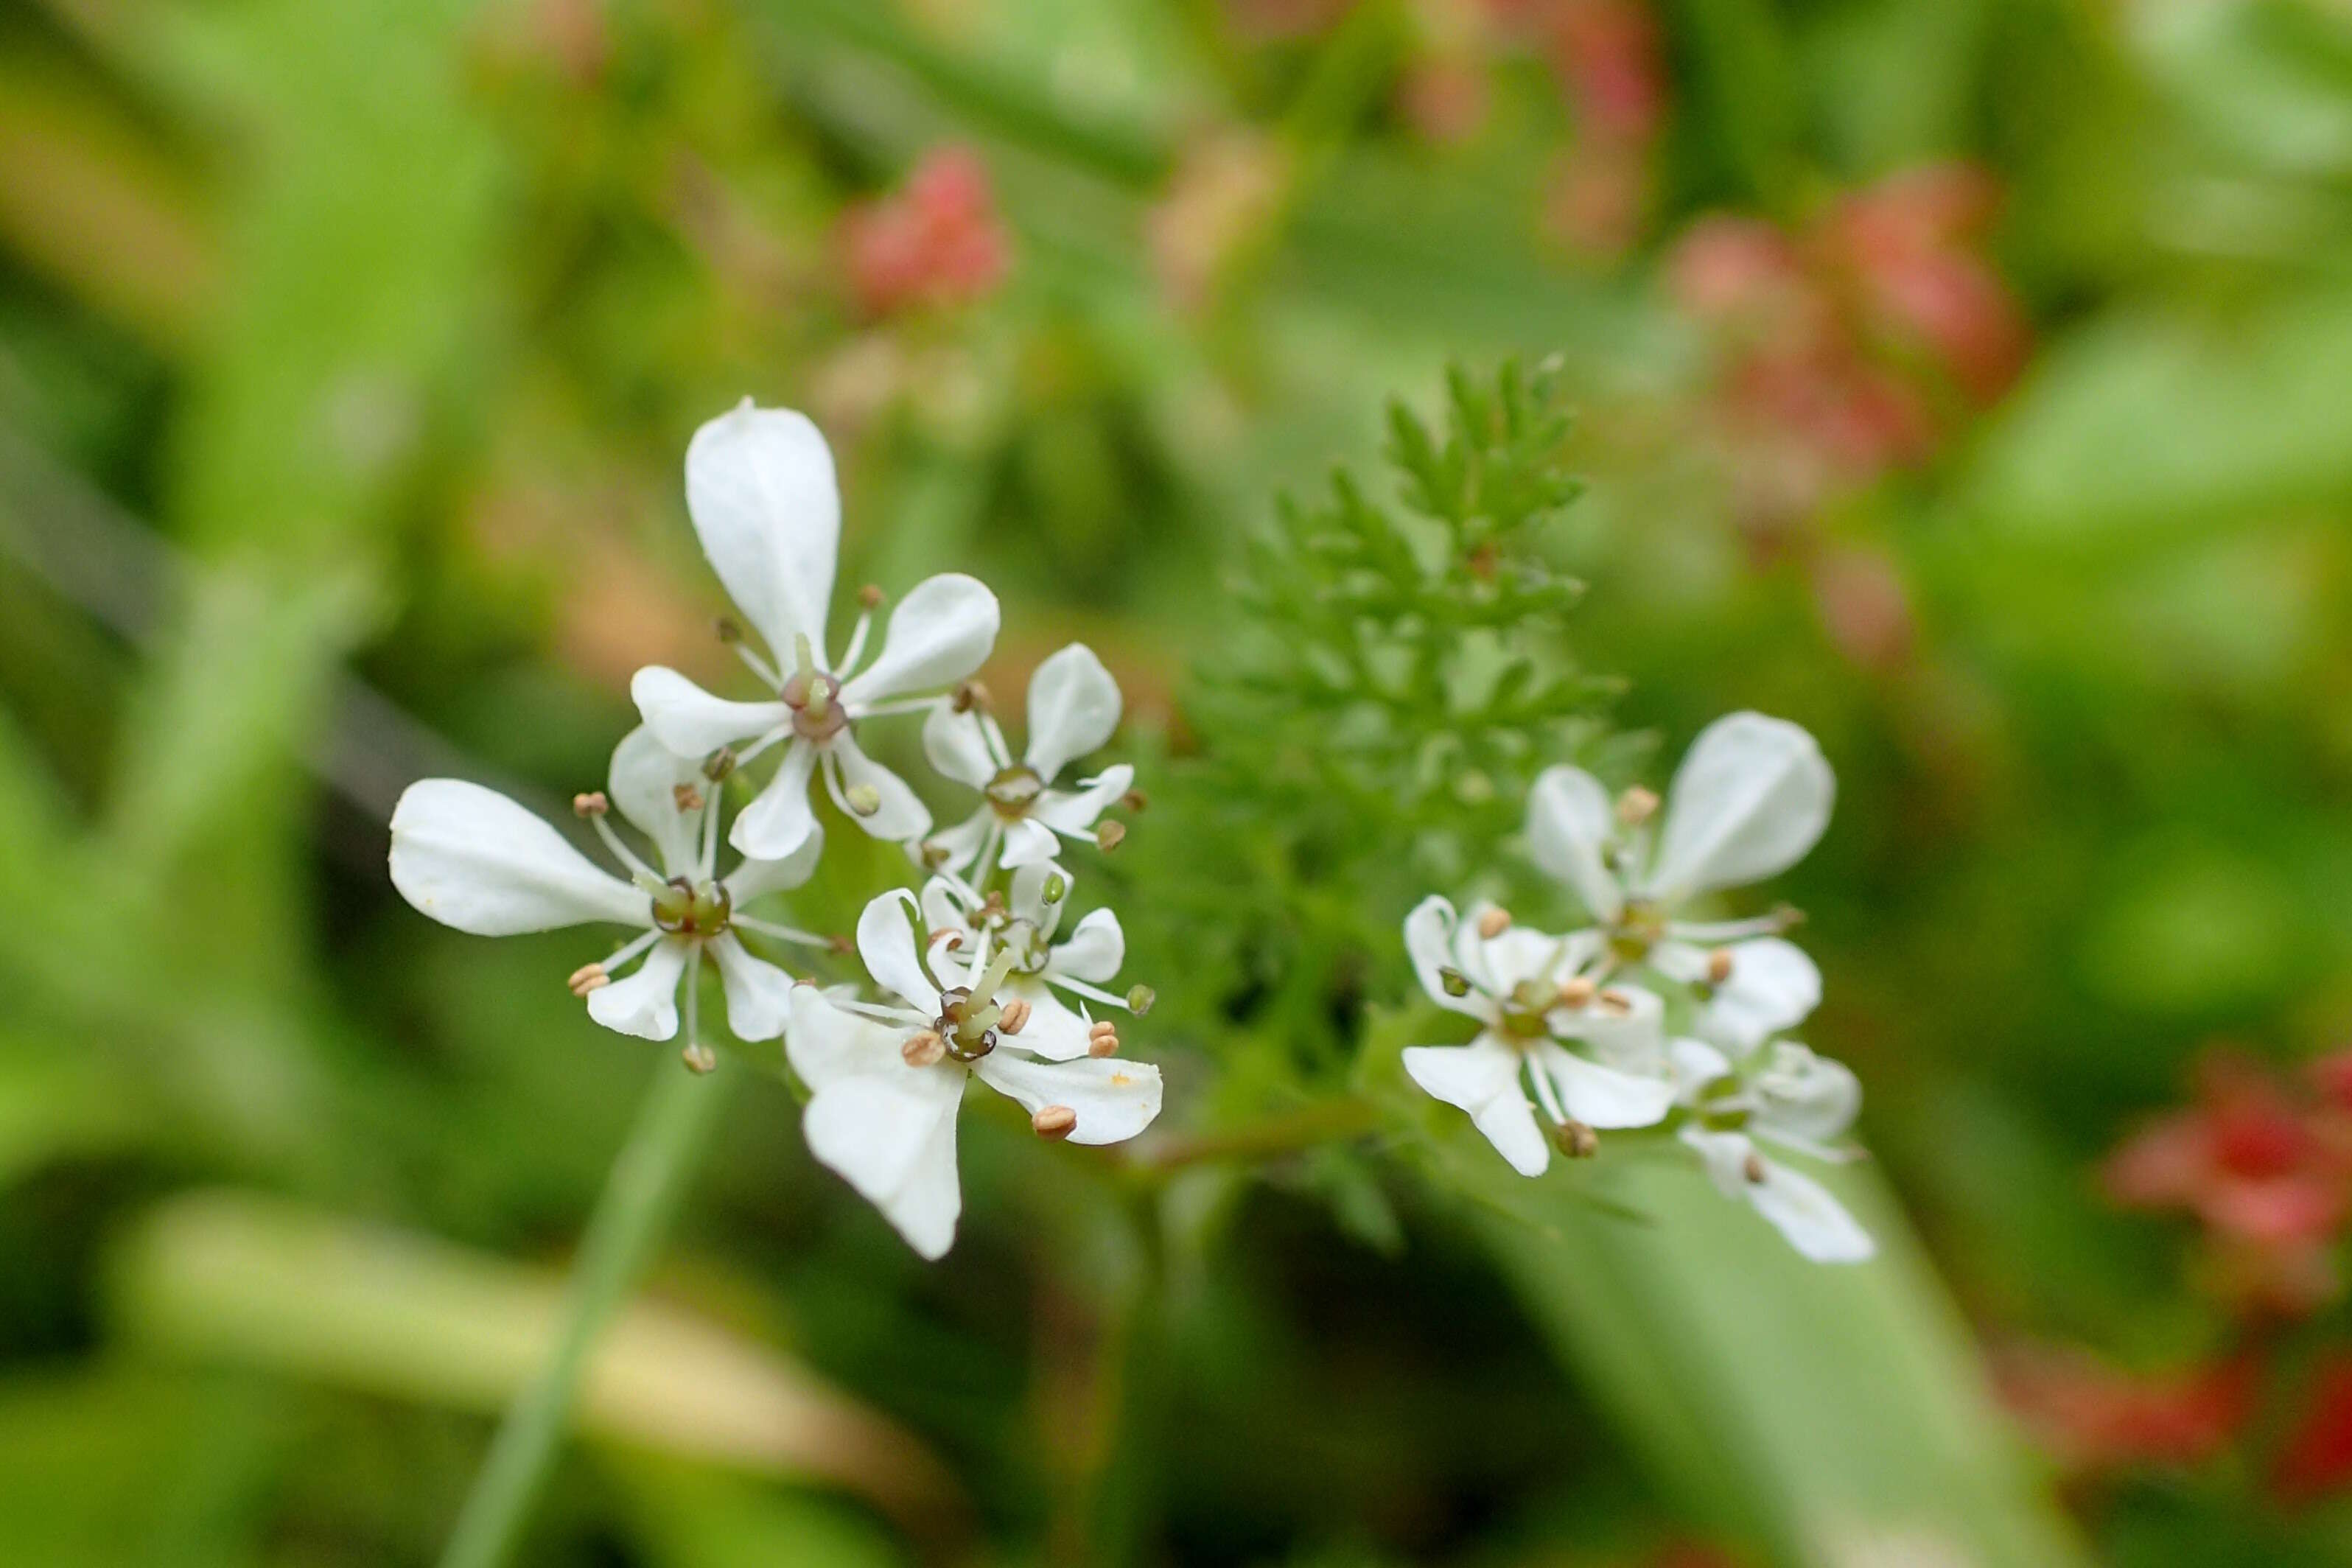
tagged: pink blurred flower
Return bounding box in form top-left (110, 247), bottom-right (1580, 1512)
top-left (1998, 1345), bottom-right (2255, 1471)
top-left (839, 147), bottom-right (1012, 318)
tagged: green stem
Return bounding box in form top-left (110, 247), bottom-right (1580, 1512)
top-left (437, 1060), bottom-right (729, 1568)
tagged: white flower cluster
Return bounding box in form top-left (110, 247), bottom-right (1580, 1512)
top-left (388, 402), bottom-right (1161, 1258)
top-left (1401, 713), bottom-right (1873, 1262)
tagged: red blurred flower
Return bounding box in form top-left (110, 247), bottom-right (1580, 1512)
top-left (1997, 1345), bottom-right (2256, 1471)
top-left (2277, 1356), bottom-right (2352, 1504)
top-left (839, 147), bottom-right (1011, 319)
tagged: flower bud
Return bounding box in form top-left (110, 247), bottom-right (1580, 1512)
top-left (998, 998), bottom-right (1032, 1035)
top-left (681, 1041), bottom-right (718, 1074)
top-left (1095, 821), bottom-right (1127, 852)
top-left (901, 1030), bottom-right (947, 1068)
top-left (1125, 984), bottom-right (1156, 1016)
top-left (1043, 873), bottom-right (1067, 904)
top-left (1032, 1104), bottom-right (1078, 1140)
top-left (573, 791), bottom-right (609, 818)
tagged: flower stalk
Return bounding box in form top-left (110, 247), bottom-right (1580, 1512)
top-left (437, 1060), bottom-right (729, 1568)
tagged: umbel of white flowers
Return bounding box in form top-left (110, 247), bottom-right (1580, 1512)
top-left (389, 727), bottom-right (830, 1072)
top-left (631, 401), bottom-right (1003, 864)
top-left (1401, 713), bottom-right (1874, 1263)
top-left (786, 875), bottom-right (1163, 1259)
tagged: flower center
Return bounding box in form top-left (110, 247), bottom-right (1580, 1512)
top-left (781, 670), bottom-right (848, 742)
top-left (649, 877), bottom-right (732, 938)
top-left (984, 764), bottom-right (1043, 820)
top-left (1498, 978), bottom-right (1555, 1040)
top-left (1609, 897), bottom-right (1667, 964)
top-left (931, 945), bottom-right (1022, 1062)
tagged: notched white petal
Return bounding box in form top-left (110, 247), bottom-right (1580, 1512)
top-left (724, 820), bottom-right (826, 902)
top-left (973, 1051), bottom-right (1163, 1146)
top-left (608, 724), bottom-right (706, 878)
top-left (709, 934), bottom-right (794, 1041)
top-left (685, 402), bottom-right (840, 660)
top-left (729, 741), bottom-right (820, 861)
top-left (855, 889), bottom-right (942, 1015)
top-left (586, 939), bottom-right (690, 1040)
top-left (1525, 765), bottom-right (1626, 923)
top-left (1049, 908), bottom-right (1123, 984)
top-left (1533, 1043), bottom-right (1676, 1129)
top-left (1402, 1039), bottom-right (1548, 1177)
top-left (803, 1071), bottom-right (966, 1259)
top-left (841, 573), bottom-right (1000, 704)
top-left (1648, 712), bottom-right (1834, 902)
top-left (631, 666), bottom-right (790, 759)
top-left (829, 736), bottom-right (932, 841)
top-left (1023, 643), bottom-right (1121, 782)
top-left (922, 703), bottom-right (1000, 791)
top-left (1404, 896), bottom-right (1490, 1021)
top-left (390, 780), bottom-right (643, 936)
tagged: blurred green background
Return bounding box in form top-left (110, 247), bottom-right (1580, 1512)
top-left (7, 0), bottom-right (2352, 1562)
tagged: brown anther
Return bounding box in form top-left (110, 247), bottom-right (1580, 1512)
top-left (857, 583), bottom-right (884, 609)
top-left (998, 998), bottom-right (1032, 1035)
top-left (1087, 1021), bottom-right (1120, 1058)
top-left (901, 1030), bottom-right (947, 1068)
top-left (827, 933), bottom-right (855, 957)
top-left (572, 791), bottom-right (609, 818)
top-left (714, 616), bottom-right (743, 644)
top-left (1475, 907), bottom-right (1513, 939)
top-left (672, 783), bottom-right (704, 813)
top-left (1556, 976), bottom-right (1596, 1009)
top-left (1596, 988), bottom-right (1633, 1017)
top-left (928, 928), bottom-right (966, 951)
top-left (1095, 820), bottom-right (1127, 852)
top-left (1121, 789), bottom-right (1149, 812)
top-left (1773, 902), bottom-right (1807, 931)
top-left (1615, 785), bottom-right (1660, 828)
top-left (1031, 1104), bottom-right (1078, 1140)
top-left (566, 962), bottom-right (609, 997)
top-left (1555, 1121), bottom-right (1599, 1158)
top-left (681, 1041), bottom-right (718, 1074)
top-left (1742, 1152), bottom-right (1768, 1185)
top-left (951, 679), bottom-right (991, 714)
top-left (1707, 948), bottom-right (1735, 985)
top-left (920, 841), bottom-right (950, 869)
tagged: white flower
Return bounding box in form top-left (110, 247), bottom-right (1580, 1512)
top-left (1670, 1035), bottom-right (1872, 1263)
top-left (1399, 896), bottom-right (1678, 1177)
top-left (389, 727), bottom-right (829, 1067)
top-left (919, 643), bottom-right (1133, 872)
top-left (629, 402), bottom-right (1001, 863)
top-left (918, 862), bottom-right (1149, 1061)
top-left (1526, 711), bottom-right (1832, 1049)
top-left (785, 886), bottom-right (1164, 1258)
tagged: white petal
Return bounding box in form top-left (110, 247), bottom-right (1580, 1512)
top-left (840, 573), bottom-right (1000, 704)
top-left (785, 982), bottom-right (900, 1089)
top-left (1459, 915), bottom-right (1575, 997)
top-left (1030, 764), bottom-right (1134, 836)
top-left (1648, 713), bottom-right (1834, 903)
top-left (998, 817), bottom-right (1061, 869)
top-left (684, 402), bottom-right (839, 660)
top-left (804, 1070), bottom-right (966, 1259)
top-left (921, 703), bottom-right (999, 791)
top-left (1754, 1043), bottom-right (1863, 1146)
top-left (1002, 980), bottom-right (1092, 1061)
top-left (1049, 909), bottom-right (1123, 984)
top-left (1549, 983), bottom-right (1668, 1073)
top-left (728, 741), bottom-right (820, 861)
top-left (1022, 643), bottom-right (1121, 782)
top-left (1402, 1038), bottom-right (1547, 1177)
top-left (973, 1051), bottom-right (1163, 1146)
top-left (723, 820), bottom-right (826, 902)
top-left (1709, 938), bottom-right (1821, 1051)
top-left (918, 809), bottom-right (995, 875)
top-left (1677, 1127), bottom-right (1875, 1264)
top-left (828, 735), bottom-right (932, 842)
top-left (1525, 766), bottom-right (1626, 923)
top-left (390, 780), bottom-right (642, 935)
top-left (631, 666), bottom-right (790, 759)
top-left (1532, 1043), bottom-right (1675, 1129)
top-left (587, 939), bottom-right (690, 1040)
top-left (608, 725), bottom-right (704, 878)
top-left (707, 934), bottom-right (794, 1041)
top-left (855, 889), bottom-right (942, 1015)
top-left (919, 877), bottom-right (967, 940)
top-left (1404, 896), bottom-right (1491, 1020)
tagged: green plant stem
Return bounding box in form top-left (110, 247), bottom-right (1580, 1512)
top-left (437, 1060), bottom-right (729, 1568)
